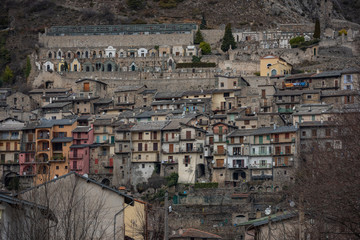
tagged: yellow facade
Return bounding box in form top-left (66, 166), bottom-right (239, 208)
top-left (260, 55), bottom-right (292, 77)
top-left (124, 199), bottom-right (147, 240)
top-left (211, 91), bottom-right (235, 111)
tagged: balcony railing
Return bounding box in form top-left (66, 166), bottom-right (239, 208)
top-left (69, 153), bottom-right (83, 159)
top-left (37, 132), bottom-right (50, 139)
top-left (230, 164), bottom-right (247, 169)
top-left (179, 147), bottom-right (203, 153)
top-left (251, 175), bottom-right (273, 180)
top-left (248, 163), bottom-right (272, 169)
top-left (278, 108), bottom-right (293, 113)
top-left (37, 146), bottom-right (50, 152)
top-left (213, 150), bottom-right (227, 155)
top-left (251, 152), bottom-right (271, 156)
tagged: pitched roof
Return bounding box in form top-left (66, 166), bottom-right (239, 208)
top-left (312, 70), bottom-right (342, 78)
top-left (154, 91), bottom-right (184, 100)
top-left (162, 118), bottom-right (192, 130)
top-left (15, 172), bottom-right (134, 205)
top-left (42, 102), bottom-right (72, 109)
top-left (227, 129), bottom-right (256, 137)
top-left (114, 85), bottom-right (145, 92)
top-left (131, 121), bottom-right (169, 131)
top-left (170, 228), bottom-right (222, 239)
top-left (36, 118), bottom-right (77, 128)
top-left (72, 126), bottom-right (92, 133)
top-left (51, 137), bottom-right (73, 143)
top-left (75, 78), bottom-right (107, 85)
top-left (239, 212), bottom-right (297, 228)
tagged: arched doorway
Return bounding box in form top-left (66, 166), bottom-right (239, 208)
top-left (271, 69), bottom-right (277, 76)
top-left (131, 65), bottom-right (136, 71)
top-left (107, 63), bottom-right (112, 72)
top-left (101, 178), bottom-right (110, 186)
top-left (4, 172), bottom-right (19, 190)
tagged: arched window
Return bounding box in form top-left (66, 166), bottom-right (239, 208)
top-left (85, 51), bottom-right (89, 58)
top-left (48, 52), bottom-right (52, 58)
top-left (120, 52), bottom-right (124, 58)
top-left (107, 64), bottom-right (112, 72)
top-left (131, 65), bottom-right (136, 71)
top-left (271, 69), bottom-right (277, 76)
top-left (74, 64), bottom-right (78, 72)
top-left (93, 51), bottom-right (96, 58)
top-left (58, 51), bottom-right (61, 58)
top-left (86, 66), bottom-right (90, 72)
top-left (109, 53), bottom-right (112, 58)
top-left (68, 52), bottom-right (71, 58)
top-left (77, 51), bottom-right (81, 58)
top-left (266, 63), bottom-right (272, 68)
top-left (47, 65), bottom-right (50, 71)
top-left (168, 59), bottom-right (173, 68)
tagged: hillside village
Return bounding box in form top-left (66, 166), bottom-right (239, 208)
top-left (0, 2), bottom-right (360, 238)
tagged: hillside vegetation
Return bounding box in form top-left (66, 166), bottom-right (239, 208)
top-left (0, 0), bottom-right (357, 88)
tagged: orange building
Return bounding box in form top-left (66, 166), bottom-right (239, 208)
top-left (35, 118), bottom-right (77, 184)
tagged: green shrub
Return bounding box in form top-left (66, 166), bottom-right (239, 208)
top-left (199, 42), bottom-right (211, 55)
top-left (194, 29), bottom-right (204, 44)
top-left (194, 182), bottom-right (218, 189)
top-left (127, 0), bottom-right (145, 10)
top-left (289, 36), bottom-right (305, 48)
top-left (176, 62), bottom-right (216, 68)
top-left (166, 173), bottom-right (179, 187)
top-left (159, 0), bottom-right (177, 9)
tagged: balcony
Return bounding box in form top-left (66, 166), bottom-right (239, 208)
top-left (20, 143), bottom-right (35, 152)
top-left (37, 146), bottom-right (50, 152)
top-left (230, 164), bottom-right (247, 169)
top-left (37, 131), bottom-right (50, 140)
top-left (273, 151), bottom-right (292, 156)
top-left (248, 163), bottom-right (272, 169)
top-left (278, 108), bottom-right (293, 113)
top-left (179, 147), bottom-right (204, 153)
top-left (213, 150), bottom-right (227, 155)
top-left (161, 159), bottom-right (178, 164)
top-left (251, 152), bottom-right (271, 156)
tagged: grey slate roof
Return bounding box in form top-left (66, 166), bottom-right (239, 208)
top-left (131, 121), bottom-right (169, 131)
top-left (36, 118), bottom-right (77, 128)
top-left (274, 90), bottom-right (319, 96)
top-left (253, 125), bottom-right (298, 135)
top-left (75, 78), bottom-right (107, 85)
top-left (154, 91), bottom-right (184, 100)
top-left (42, 102), bottom-right (72, 109)
top-left (227, 129), bottom-right (257, 137)
top-left (114, 85), bottom-right (145, 92)
top-left (29, 88), bottom-right (71, 94)
top-left (312, 70), bottom-right (342, 78)
top-left (72, 126), bottom-right (92, 133)
top-left (162, 118), bottom-right (192, 130)
top-left (93, 98), bottom-right (113, 104)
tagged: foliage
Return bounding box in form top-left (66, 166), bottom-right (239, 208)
top-left (176, 62), bottom-right (216, 68)
top-left (338, 29), bottom-right (348, 36)
top-left (289, 36), bottom-right (305, 47)
top-left (194, 29), bottom-right (204, 44)
top-left (291, 38), bottom-right (320, 49)
top-left (221, 23), bottom-right (237, 52)
top-left (0, 32), bottom-right (10, 71)
top-left (313, 18), bottom-right (321, 39)
top-left (199, 41), bottom-right (211, 55)
top-left (1, 65), bottom-right (13, 84)
top-left (24, 56), bottom-right (31, 79)
top-left (200, 13), bottom-right (207, 29)
top-left (165, 173), bottom-right (178, 187)
top-left (159, 0), bottom-right (177, 9)
top-left (194, 182), bottom-right (218, 189)
top-left (127, 0), bottom-right (145, 10)
top-left (154, 45), bottom-right (159, 51)
top-left (254, 71), bottom-right (260, 76)
top-left (192, 55), bottom-right (202, 63)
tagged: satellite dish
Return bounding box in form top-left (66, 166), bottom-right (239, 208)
top-left (289, 201), bottom-right (295, 208)
top-left (265, 206), bottom-right (272, 216)
top-left (83, 174), bottom-right (89, 178)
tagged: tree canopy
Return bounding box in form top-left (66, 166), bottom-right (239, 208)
top-left (221, 23), bottom-right (236, 52)
top-left (194, 29), bottom-right (204, 44)
top-left (199, 41), bottom-right (211, 55)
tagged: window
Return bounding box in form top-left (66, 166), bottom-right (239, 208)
top-left (138, 132), bottom-right (143, 140)
top-left (285, 133), bottom-right (290, 139)
top-left (325, 129), bottom-right (331, 137)
top-left (307, 95), bottom-right (312, 99)
top-left (312, 129), bottom-right (317, 137)
top-left (302, 131), bottom-right (306, 137)
top-left (184, 155), bottom-right (190, 164)
top-left (244, 120), bottom-right (250, 125)
top-left (138, 143), bottom-right (142, 151)
top-left (285, 146), bottom-right (291, 154)
top-left (153, 143), bottom-right (158, 151)
top-left (59, 125), bottom-right (64, 128)
top-left (223, 92), bottom-right (230, 97)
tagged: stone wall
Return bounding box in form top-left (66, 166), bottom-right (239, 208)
top-left (39, 33), bottom-right (195, 48)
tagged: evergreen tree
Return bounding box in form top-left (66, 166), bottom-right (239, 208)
top-left (127, 0), bottom-right (145, 10)
top-left (313, 18), bottom-right (321, 39)
top-left (200, 13), bottom-right (207, 30)
top-left (194, 29), bottom-right (204, 44)
top-left (221, 23), bottom-right (237, 52)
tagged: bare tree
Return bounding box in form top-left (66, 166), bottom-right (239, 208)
top-left (2, 173), bottom-right (127, 240)
top-left (290, 110), bottom-right (360, 239)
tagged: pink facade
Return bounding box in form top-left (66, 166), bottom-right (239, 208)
top-left (69, 126), bottom-right (94, 175)
top-left (19, 153), bottom-right (36, 176)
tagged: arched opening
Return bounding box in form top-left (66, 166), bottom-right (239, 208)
top-left (96, 63), bottom-right (103, 71)
top-left (37, 153), bottom-right (49, 162)
top-left (168, 59), bottom-right (173, 68)
top-left (99, 52), bottom-right (102, 58)
top-left (120, 52), bottom-right (124, 58)
top-left (23, 165), bottom-right (33, 175)
top-left (271, 69), bottom-right (277, 76)
top-left (85, 51), bottom-right (89, 58)
top-left (86, 66), bottom-right (90, 72)
top-left (68, 52), bottom-right (71, 58)
top-left (107, 64), bottom-right (112, 72)
top-left (93, 51), bottom-right (96, 58)
top-left (48, 52), bottom-right (52, 58)
top-left (109, 52), bottom-right (112, 58)
top-left (196, 164), bottom-right (205, 178)
top-left (47, 65), bottom-right (50, 71)
top-left (131, 65), bottom-right (136, 71)
top-left (77, 51), bottom-right (81, 58)
top-left (60, 64), bottom-right (65, 72)
top-left (266, 63), bottom-right (272, 68)
top-left (101, 178), bottom-right (110, 186)
top-left (74, 64), bottom-right (78, 72)
top-left (4, 172), bottom-right (19, 191)
top-left (58, 51), bottom-right (61, 58)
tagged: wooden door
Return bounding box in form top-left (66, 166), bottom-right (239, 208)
top-left (28, 133), bottom-right (33, 142)
top-left (165, 133), bottom-right (168, 142)
top-left (83, 83), bottom-right (90, 92)
top-left (169, 144), bottom-right (174, 153)
top-left (216, 159), bottom-right (224, 168)
top-left (186, 131), bottom-right (191, 139)
top-left (217, 145), bottom-right (224, 155)
top-left (6, 142), bottom-right (10, 151)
